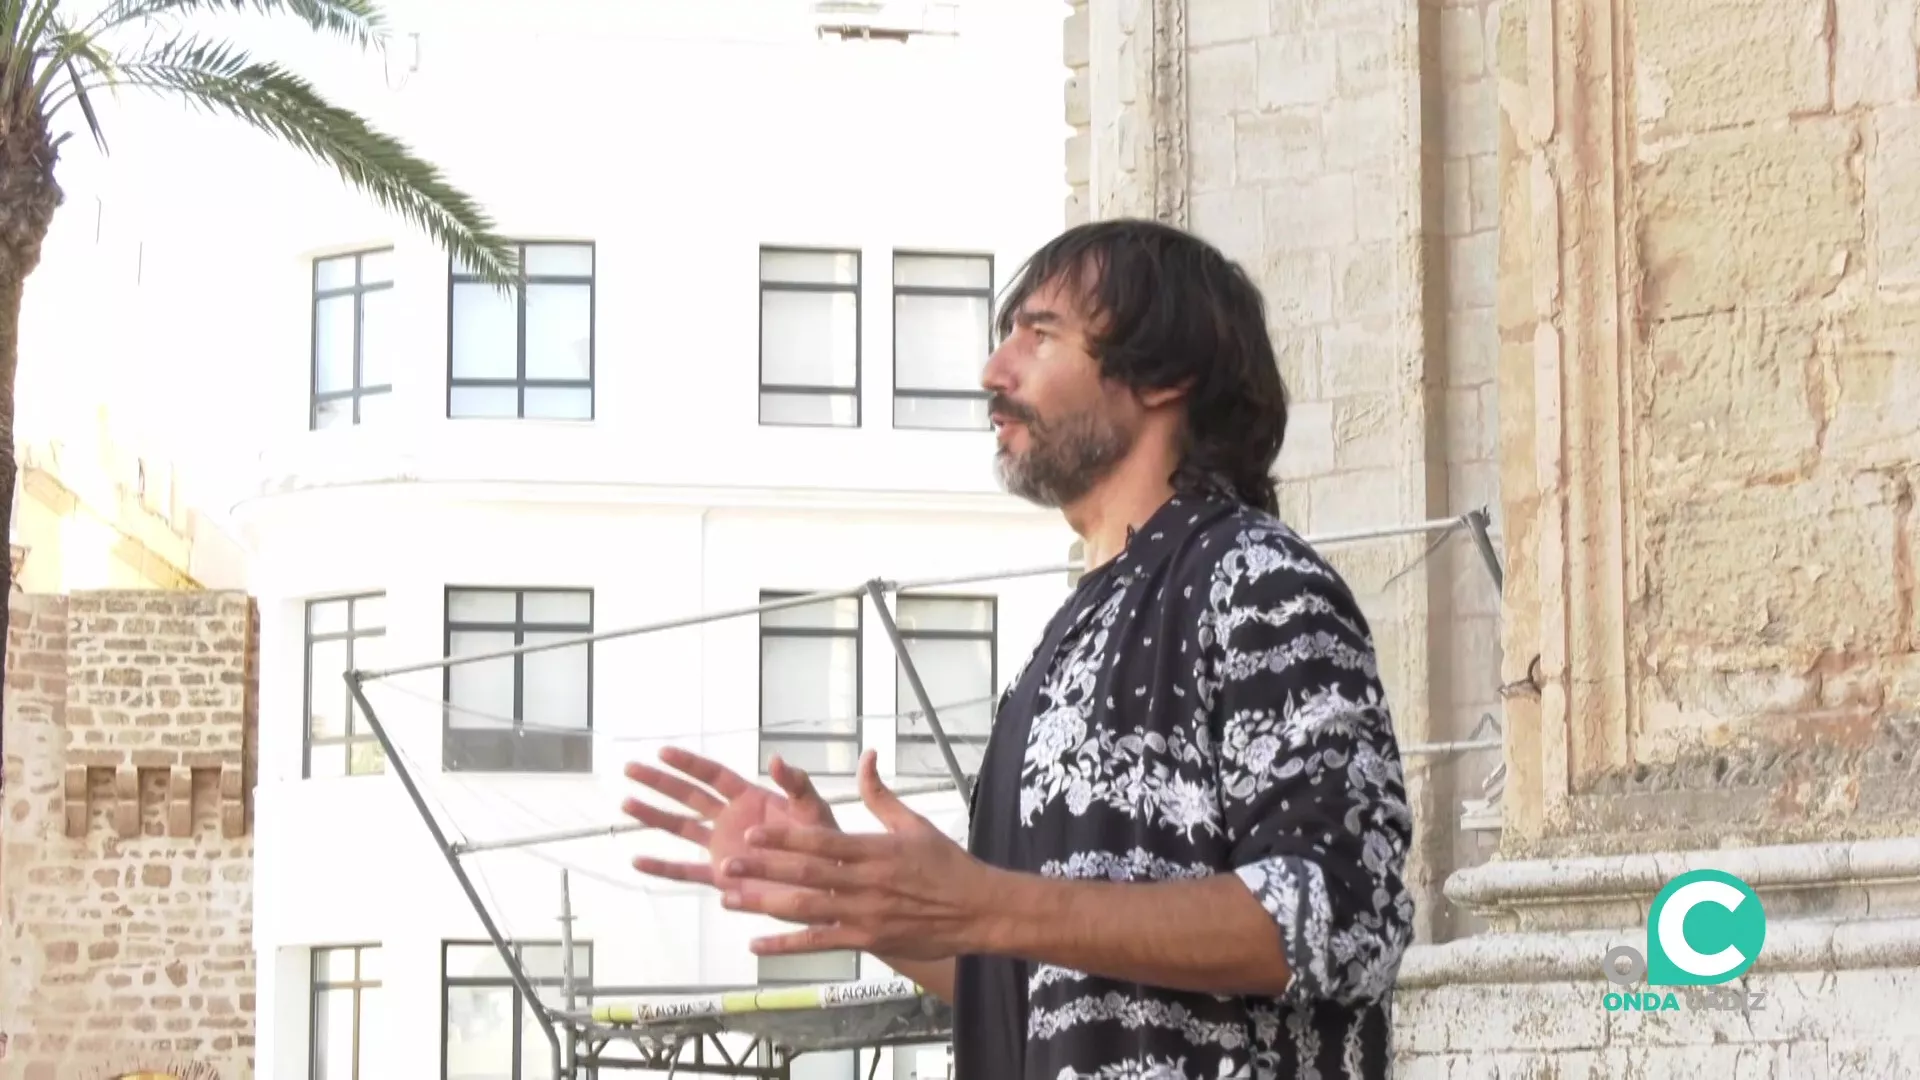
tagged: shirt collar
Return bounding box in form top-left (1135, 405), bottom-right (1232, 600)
top-left (1103, 490), bottom-right (1243, 580)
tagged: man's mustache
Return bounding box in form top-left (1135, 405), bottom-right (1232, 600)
top-left (988, 394), bottom-right (1040, 427)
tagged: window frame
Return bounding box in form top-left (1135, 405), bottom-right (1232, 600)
top-left (303, 592), bottom-right (388, 779)
top-left (310, 943), bottom-right (380, 1080)
top-left (441, 586), bottom-right (596, 774)
top-left (889, 249), bottom-right (995, 431)
top-left (439, 939), bottom-right (594, 1080)
top-left (446, 240), bottom-right (597, 420)
top-left (757, 244), bottom-right (863, 428)
top-left (891, 592), bottom-right (998, 779)
top-left (757, 589), bottom-right (864, 778)
top-left (310, 247), bottom-right (394, 430)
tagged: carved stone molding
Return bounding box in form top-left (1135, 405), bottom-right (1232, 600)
top-left (1149, 0), bottom-right (1187, 227)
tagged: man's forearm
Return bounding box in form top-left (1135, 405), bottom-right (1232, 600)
top-left (979, 869), bottom-right (1292, 998)
top-left (874, 955), bottom-right (956, 1002)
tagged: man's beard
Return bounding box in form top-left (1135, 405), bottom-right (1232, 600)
top-left (990, 394), bottom-right (1134, 508)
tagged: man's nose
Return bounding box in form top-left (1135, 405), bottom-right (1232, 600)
top-left (981, 339), bottom-right (1014, 394)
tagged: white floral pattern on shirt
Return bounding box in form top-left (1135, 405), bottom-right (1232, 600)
top-left (958, 493), bottom-right (1414, 1080)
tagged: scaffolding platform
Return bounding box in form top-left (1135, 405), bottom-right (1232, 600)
top-left (572, 977), bottom-right (951, 1075)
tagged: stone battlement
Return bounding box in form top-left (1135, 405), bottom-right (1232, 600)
top-left (3, 590), bottom-right (258, 1080)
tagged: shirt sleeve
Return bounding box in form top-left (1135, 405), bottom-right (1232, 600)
top-left (1201, 537), bottom-right (1417, 1006)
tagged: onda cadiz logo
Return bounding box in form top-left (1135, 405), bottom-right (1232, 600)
top-left (1601, 869), bottom-right (1768, 1013)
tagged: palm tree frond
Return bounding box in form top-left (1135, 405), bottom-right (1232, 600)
top-left (62, 59), bottom-right (107, 151)
top-left (10, 0), bottom-right (59, 52)
top-left (0, 0), bottom-right (61, 113)
top-left (84, 38), bottom-right (517, 285)
top-left (87, 0), bottom-right (385, 51)
top-left (35, 19), bottom-right (117, 115)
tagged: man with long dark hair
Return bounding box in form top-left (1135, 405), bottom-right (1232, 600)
top-left (624, 219), bottom-right (1415, 1079)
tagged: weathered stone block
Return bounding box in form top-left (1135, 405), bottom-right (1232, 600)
top-left (1442, 77), bottom-right (1498, 157)
top-left (1835, 0), bottom-right (1919, 110)
top-left (1189, 42), bottom-right (1257, 117)
top-left (1396, 981), bottom-right (1606, 1053)
top-left (1447, 231), bottom-right (1498, 309)
top-left (1262, 249), bottom-right (1334, 324)
top-left (1061, 2), bottom-right (1088, 68)
top-left (1189, 187), bottom-right (1265, 269)
top-left (1188, 0), bottom-right (1270, 47)
top-left (1278, 400), bottom-right (1337, 479)
top-left (1189, 113), bottom-right (1234, 191)
top-left (1321, 317), bottom-right (1403, 395)
top-left (1636, 0), bottom-right (1830, 133)
top-left (1336, 27), bottom-right (1393, 95)
top-left (1332, 393), bottom-right (1400, 471)
top-left (1642, 307), bottom-right (1822, 489)
top-left (1439, 6), bottom-right (1485, 81)
top-left (1263, 173), bottom-right (1357, 252)
top-left (1334, 241), bottom-right (1399, 318)
top-left (1642, 472), bottom-right (1906, 669)
top-left (1323, 89), bottom-right (1403, 170)
top-left (1447, 305), bottom-right (1497, 386)
top-left (1443, 158), bottom-right (1473, 236)
top-left (1063, 68), bottom-right (1088, 127)
top-left (1469, 153), bottom-right (1499, 232)
top-left (1870, 105), bottom-right (1920, 288)
top-left (1353, 166), bottom-right (1412, 242)
top-left (1234, 109), bottom-right (1321, 182)
top-left (1825, 302), bottom-right (1920, 470)
top-left (1306, 467), bottom-right (1405, 532)
top-left (1256, 32), bottom-right (1337, 108)
top-left (1639, 118), bottom-right (1862, 319)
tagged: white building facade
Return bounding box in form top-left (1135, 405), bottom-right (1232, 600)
top-left (228, 3), bottom-right (1074, 1077)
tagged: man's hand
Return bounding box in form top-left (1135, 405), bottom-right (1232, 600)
top-left (718, 750), bottom-right (1009, 962)
top-left (623, 747), bottom-right (838, 904)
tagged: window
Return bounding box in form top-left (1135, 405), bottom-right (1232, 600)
top-left (305, 593), bottom-right (387, 778)
top-left (759, 952), bottom-right (859, 1080)
top-left (760, 246), bottom-right (861, 427)
top-left (892, 252), bottom-right (993, 430)
top-left (311, 944), bottom-right (380, 1080)
top-left (758, 591), bottom-right (862, 776)
top-left (893, 1044), bottom-right (952, 1080)
top-left (444, 588), bottom-right (594, 773)
top-left (442, 940), bottom-right (592, 1080)
top-left (312, 248), bottom-right (394, 429)
top-left (449, 242), bottom-right (595, 419)
top-left (892, 595), bottom-right (996, 778)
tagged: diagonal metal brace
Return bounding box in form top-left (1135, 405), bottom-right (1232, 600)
top-left (864, 580), bottom-right (975, 804)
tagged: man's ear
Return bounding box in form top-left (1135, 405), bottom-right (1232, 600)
top-left (1136, 380), bottom-right (1191, 410)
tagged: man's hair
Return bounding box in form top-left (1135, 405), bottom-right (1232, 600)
top-left (994, 218), bottom-right (1289, 516)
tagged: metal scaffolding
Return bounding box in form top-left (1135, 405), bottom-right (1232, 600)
top-left (343, 509), bottom-right (1505, 1079)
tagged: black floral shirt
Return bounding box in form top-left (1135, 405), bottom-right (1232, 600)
top-left (952, 492), bottom-right (1416, 1080)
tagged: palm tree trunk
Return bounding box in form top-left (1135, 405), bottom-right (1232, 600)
top-left (0, 124), bottom-right (67, 788)
top-left (0, 251), bottom-right (26, 784)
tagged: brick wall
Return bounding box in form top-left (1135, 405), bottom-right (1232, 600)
top-left (2, 591), bottom-right (257, 1080)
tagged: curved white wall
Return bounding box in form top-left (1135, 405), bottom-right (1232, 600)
top-left (231, 2), bottom-right (1076, 1077)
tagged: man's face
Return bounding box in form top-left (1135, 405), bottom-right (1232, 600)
top-left (979, 274), bottom-right (1140, 508)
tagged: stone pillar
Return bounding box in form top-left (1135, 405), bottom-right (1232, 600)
top-left (1385, 0), bottom-right (1920, 1070)
top-left (1064, 0), bottom-right (1188, 226)
top-left (2, 591), bottom-right (259, 1080)
top-left (1493, 0), bottom-right (1920, 859)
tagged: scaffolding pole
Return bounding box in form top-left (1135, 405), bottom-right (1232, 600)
top-left (356, 512), bottom-right (1482, 681)
top-left (344, 507), bottom-right (1506, 1079)
top-left (344, 673), bottom-right (567, 1074)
